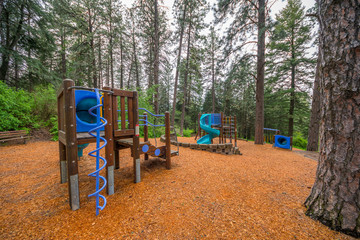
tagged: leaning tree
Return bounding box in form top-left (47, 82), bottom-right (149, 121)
top-left (304, 0), bottom-right (360, 237)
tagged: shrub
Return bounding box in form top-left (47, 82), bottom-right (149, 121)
top-left (293, 132), bottom-right (308, 150)
top-left (182, 129), bottom-right (194, 137)
top-left (0, 82), bottom-right (34, 131)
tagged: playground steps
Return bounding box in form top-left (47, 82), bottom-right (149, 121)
top-left (116, 138), bottom-right (150, 148)
top-left (117, 138), bottom-right (178, 158)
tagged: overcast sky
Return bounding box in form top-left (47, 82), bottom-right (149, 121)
top-left (123, 0), bottom-right (316, 23)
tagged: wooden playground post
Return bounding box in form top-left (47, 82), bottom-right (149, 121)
top-left (220, 112), bottom-right (224, 143)
top-left (57, 82), bottom-right (67, 184)
top-left (103, 86), bottom-right (115, 195)
top-left (230, 116), bottom-right (233, 144)
top-left (165, 112), bottom-right (171, 169)
top-left (132, 91), bottom-right (141, 183)
top-left (234, 116), bottom-right (237, 147)
top-left (143, 112), bottom-right (149, 160)
top-left (63, 79), bottom-right (80, 211)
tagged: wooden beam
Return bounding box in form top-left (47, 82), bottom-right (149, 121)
top-left (112, 89), bottom-right (134, 97)
top-left (103, 86), bottom-right (114, 195)
top-left (165, 112), bottom-right (171, 169)
top-left (63, 79), bottom-right (79, 211)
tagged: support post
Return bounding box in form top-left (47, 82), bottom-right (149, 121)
top-left (103, 86), bottom-right (114, 195)
top-left (59, 142), bottom-right (67, 183)
top-left (220, 112), bottom-right (224, 143)
top-left (132, 91), bottom-right (141, 183)
top-left (165, 112), bottom-right (171, 169)
top-left (63, 79), bottom-right (79, 211)
top-left (114, 150), bottom-right (119, 169)
top-left (234, 116), bottom-right (237, 147)
top-left (143, 112), bottom-right (149, 160)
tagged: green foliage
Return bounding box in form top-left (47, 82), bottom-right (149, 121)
top-left (0, 82), bottom-right (34, 131)
top-left (0, 82), bottom-right (58, 140)
top-left (32, 85), bottom-right (57, 121)
top-left (48, 116), bottom-right (59, 141)
top-left (182, 129), bottom-right (194, 137)
top-left (293, 132), bottom-right (308, 150)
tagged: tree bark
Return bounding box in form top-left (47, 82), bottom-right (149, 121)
top-left (61, 27), bottom-right (66, 79)
top-left (120, 35), bottom-right (124, 89)
top-left (180, 21), bottom-right (192, 136)
top-left (307, 47), bottom-right (321, 151)
top-left (304, 1), bottom-right (360, 237)
top-left (254, 0), bottom-right (265, 144)
top-left (153, 0), bottom-right (160, 114)
top-left (171, 0), bottom-right (187, 126)
top-left (211, 31), bottom-right (216, 113)
top-left (0, 3), bottom-right (25, 81)
top-left (288, 28), bottom-right (296, 137)
top-left (88, 8), bottom-right (97, 88)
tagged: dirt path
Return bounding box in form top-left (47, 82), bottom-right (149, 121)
top-left (0, 138), bottom-right (353, 239)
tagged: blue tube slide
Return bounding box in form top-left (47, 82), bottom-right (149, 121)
top-left (197, 114), bottom-right (220, 144)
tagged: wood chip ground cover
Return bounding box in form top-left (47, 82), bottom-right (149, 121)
top-left (0, 137), bottom-right (354, 239)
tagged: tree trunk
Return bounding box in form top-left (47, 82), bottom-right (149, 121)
top-left (109, 0), bottom-right (114, 88)
top-left (307, 47), bottom-right (321, 151)
top-left (171, 1), bottom-right (187, 126)
top-left (61, 27), bottom-right (66, 79)
top-left (180, 21), bottom-right (192, 136)
top-left (120, 35), bottom-right (124, 89)
top-left (211, 32), bottom-right (216, 113)
top-left (133, 37), bottom-right (139, 89)
top-left (14, 45), bottom-right (19, 90)
top-left (88, 8), bottom-right (97, 88)
top-left (153, 0), bottom-right (160, 114)
top-left (254, 0), bottom-right (265, 144)
top-left (288, 30), bottom-right (295, 137)
top-left (288, 65), bottom-right (295, 137)
top-left (304, 1), bottom-right (360, 237)
top-left (98, 37), bottom-right (102, 88)
top-left (0, 3), bottom-right (25, 81)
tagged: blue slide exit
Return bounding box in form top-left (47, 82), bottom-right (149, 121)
top-left (197, 114), bottom-right (220, 144)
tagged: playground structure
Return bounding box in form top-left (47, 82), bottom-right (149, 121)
top-left (195, 112), bottom-right (237, 146)
top-left (273, 135), bottom-right (293, 150)
top-left (57, 79), bottom-right (177, 211)
top-left (263, 128), bottom-right (280, 144)
top-left (263, 128), bottom-right (292, 150)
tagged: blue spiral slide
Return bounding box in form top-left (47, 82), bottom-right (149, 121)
top-left (197, 114), bottom-right (220, 144)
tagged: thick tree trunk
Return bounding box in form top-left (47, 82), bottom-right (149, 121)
top-left (254, 0), bottom-right (265, 144)
top-left (307, 48), bottom-right (321, 151)
top-left (304, 1), bottom-right (360, 237)
top-left (171, 1), bottom-right (187, 126)
top-left (153, 0), bottom-right (159, 114)
top-left (180, 21), bottom-right (192, 136)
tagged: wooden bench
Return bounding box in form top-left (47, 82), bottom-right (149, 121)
top-left (0, 130), bottom-right (29, 144)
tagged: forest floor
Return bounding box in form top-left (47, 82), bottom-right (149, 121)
top-left (0, 137), bottom-right (354, 239)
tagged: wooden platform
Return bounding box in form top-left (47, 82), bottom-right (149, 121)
top-left (117, 138), bottom-right (149, 148)
top-left (117, 138), bottom-right (178, 158)
top-left (76, 131), bottom-right (105, 145)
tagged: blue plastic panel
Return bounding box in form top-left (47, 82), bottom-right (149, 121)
top-left (274, 135), bottom-right (291, 150)
top-left (75, 90), bottom-right (105, 133)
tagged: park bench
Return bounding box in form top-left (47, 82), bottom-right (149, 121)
top-left (0, 130), bottom-right (29, 144)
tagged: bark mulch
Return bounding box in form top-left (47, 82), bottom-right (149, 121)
top-left (0, 137), bottom-right (354, 239)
